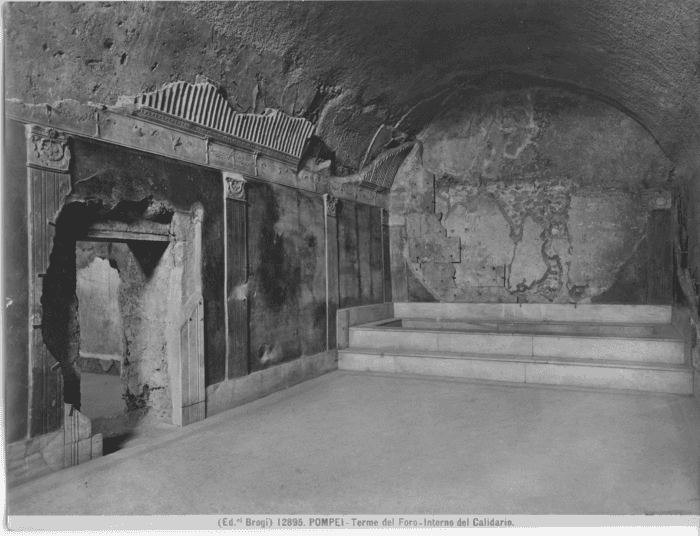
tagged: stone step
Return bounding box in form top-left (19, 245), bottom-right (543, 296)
top-left (338, 348), bottom-right (693, 395)
top-left (7, 456), bottom-right (26, 471)
top-left (393, 302), bottom-right (673, 324)
top-left (349, 327), bottom-right (686, 364)
top-left (381, 318), bottom-right (679, 338)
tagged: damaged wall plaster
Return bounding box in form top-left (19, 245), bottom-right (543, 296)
top-left (70, 136), bottom-right (228, 385)
top-left (391, 88), bottom-right (672, 303)
top-left (5, 2), bottom-right (699, 174)
top-left (112, 240), bottom-right (175, 420)
top-left (45, 198), bottom-right (179, 423)
top-left (247, 181), bottom-right (327, 371)
top-left (76, 247), bottom-right (124, 364)
top-left (80, 240), bottom-right (178, 421)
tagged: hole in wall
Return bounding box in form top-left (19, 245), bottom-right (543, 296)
top-left (40, 198), bottom-right (183, 455)
top-left (75, 237), bottom-right (173, 453)
top-left (39, 197), bottom-right (207, 452)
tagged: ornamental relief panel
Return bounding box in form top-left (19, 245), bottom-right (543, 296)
top-left (323, 194), bottom-right (339, 217)
top-left (225, 173), bottom-right (247, 201)
top-left (27, 126), bottom-right (71, 172)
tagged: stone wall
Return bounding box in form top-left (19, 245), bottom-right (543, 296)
top-left (4, 119), bottom-right (30, 443)
top-left (247, 182), bottom-right (327, 372)
top-left (681, 172), bottom-right (700, 305)
top-left (678, 169), bottom-right (700, 388)
top-left (4, 114), bottom-right (390, 442)
top-left (337, 203), bottom-right (385, 310)
top-left (246, 181), bottom-right (386, 372)
top-left (391, 88), bottom-right (673, 304)
top-left (76, 245), bottom-right (124, 364)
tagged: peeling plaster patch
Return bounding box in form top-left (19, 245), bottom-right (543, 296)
top-left (419, 103), bottom-right (493, 179)
top-left (484, 179), bottom-right (571, 240)
top-left (419, 92), bottom-right (539, 181)
top-left (566, 194), bottom-right (648, 297)
top-left (502, 104), bottom-right (538, 159)
top-left (410, 172), bottom-right (581, 302)
top-left (258, 343), bottom-right (283, 366)
top-left (394, 86), bottom-right (672, 304)
top-left (435, 175), bottom-right (480, 217)
top-left (551, 237), bottom-right (573, 284)
top-left (508, 216), bottom-right (548, 292)
top-left (406, 213), bottom-right (460, 263)
top-left (315, 88), bottom-right (358, 127)
top-left (482, 102), bottom-right (538, 179)
top-left (422, 263), bottom-right (457, 289)
top-left (443, 198), bottom-right (514, 288)
top-left (369, 80), bottom-right (671, 305)
top-left (231, 282), bottom-right (249, 301)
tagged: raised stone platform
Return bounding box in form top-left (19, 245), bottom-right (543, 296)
top-left (338, 303), bottom-right (692, 395)
top-left (393, 302), bottom-right (673, 324)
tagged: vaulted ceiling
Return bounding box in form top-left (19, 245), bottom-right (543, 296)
top-left (6, 1), bottom-right (700, 175)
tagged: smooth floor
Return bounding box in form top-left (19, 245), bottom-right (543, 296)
top-left (80, 372), bottom-right (124, 420)
top-left (8, 371), bottom-right (700, 514)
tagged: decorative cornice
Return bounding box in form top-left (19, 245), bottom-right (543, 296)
top-left (133, 107), bottom-right (300, 167)
top-left (323, 194), bottom-right (338, 217)
top-left (130, 80), bottom-right (315, 163)
top-left (641, 188), bottom-right (672, 211)
top-left (7, 99), bottom-right (389, 210)
top-left (26, 125), bottom-right (71, 172)
top-left (224, 172), bottom-right (247, 201)
top-left (360, 141), bottom-right (416, 192)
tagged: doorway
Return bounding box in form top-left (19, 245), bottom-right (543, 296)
top-left (40, 201), bottom-right (207, 454)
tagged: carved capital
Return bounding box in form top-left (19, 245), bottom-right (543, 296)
top-left (641, 188), bottom-right (672, 211)
top-left (26, 125), bottom-right (71, 172)
top-left (224, 172), bottom-right (247, 201)
top-left (192, 204), bottom-right (205, 225)
top-left (323, 194), bottom-right (338, 218)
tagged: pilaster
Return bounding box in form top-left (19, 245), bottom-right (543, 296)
top-left (25, 125), bottom-right (72, 437)
top-left (324, 194), bottom-right (340, 349)
top-left (225, 173), bottom-right (250, 377)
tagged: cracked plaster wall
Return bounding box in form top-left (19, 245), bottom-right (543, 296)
top-left (5, 1), bottom-right (699, 175)
top-left (391, 88), bottom-right (672, 304)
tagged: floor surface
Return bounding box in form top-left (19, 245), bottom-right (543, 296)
top-left (80, 372), bottom-right (123, 421)
top-left (79, 372), bottom-right (176, 454)
top-left (8, 371), bottom-right (700, 515)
